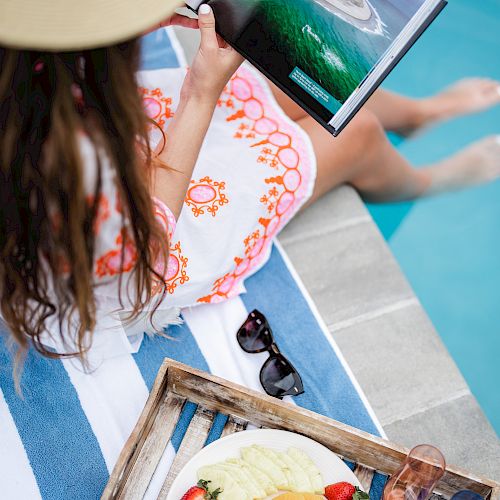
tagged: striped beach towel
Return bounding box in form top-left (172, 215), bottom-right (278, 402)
top-left (0, 30), bottom-right (386, 499)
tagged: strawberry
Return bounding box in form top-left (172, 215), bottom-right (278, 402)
top-left (181, 479), bottom-right (221, 500)
top-left (180, 485), bottom-right (206, 500)
top-left (324, 482), bottom-right (369, 500)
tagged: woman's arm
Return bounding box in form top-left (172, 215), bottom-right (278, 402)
top-left (152, 93), bottom-right (218, 219)
top-left (152, 5), bottom-right (243, 219)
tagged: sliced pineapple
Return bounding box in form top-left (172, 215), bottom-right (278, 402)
top-left (277, 450), bottom-right (313, 493)
top-left (252, 445), bottom-right (294, 490)
top-left (212, 462), bottom-right (266, 499)
top-left (198, 443), bottom-right (325, 498)
top-left (287, 447), bottom-right (324, 493)
top-left (197, 466), bottom-right (250, 500)
top-left (226, 458), bottom-right (278, 496)
top-left (241, 446), bottom-right (288, 490)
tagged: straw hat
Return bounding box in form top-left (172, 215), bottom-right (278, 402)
top-left (0, 0), bottom-right (183, 51)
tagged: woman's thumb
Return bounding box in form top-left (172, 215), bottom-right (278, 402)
top-left (198, 4), bottom-right (218, 49)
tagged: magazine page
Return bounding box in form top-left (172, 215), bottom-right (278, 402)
top-left (210, 0), bottom-right (427, 121)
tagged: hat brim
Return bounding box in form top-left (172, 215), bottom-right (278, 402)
top-left (0, 0), bottom-right (184, 51)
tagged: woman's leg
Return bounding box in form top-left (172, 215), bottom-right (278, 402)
top-left (365, 79), bottom-right (500, 135)
top-left (270, 80), bottom-right (500, 204)
top-left (268, 80), bottom-right (428, 201)
top-left (298, 110), bottom-right (431, 204)
top-left (298, 110), bottom-right (500, 205)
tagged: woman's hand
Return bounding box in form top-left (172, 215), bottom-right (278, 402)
top-left (144, 13), bottom-right (199, 34)
top-left (180, 4), bottom-right (244, 104)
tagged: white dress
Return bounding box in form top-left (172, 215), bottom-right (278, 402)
top-left (41, 63), bottom-right (317, 366)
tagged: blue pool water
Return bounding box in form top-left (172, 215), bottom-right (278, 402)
top-left (368, 0), bottom-right (500, 434)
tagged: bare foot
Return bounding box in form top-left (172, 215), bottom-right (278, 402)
top-left (400, 79), bottom-right (500, 136)
top-left (425, 135), bottom-right (500, 195)
top-left (426, 78), bottom-right (500, 119)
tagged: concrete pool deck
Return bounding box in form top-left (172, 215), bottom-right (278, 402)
top-left (280, 185), bottom-right (500, 481)
top-left (174, 24), bottom-right (500, 481)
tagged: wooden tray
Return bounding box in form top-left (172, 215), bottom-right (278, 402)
top-left (103, 359), bottom-right (500, 500)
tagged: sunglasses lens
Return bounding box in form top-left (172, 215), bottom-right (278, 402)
top-left (237, 311), bottom-right (272, 352)
top-left (261, 355), bottom-right (304, 398)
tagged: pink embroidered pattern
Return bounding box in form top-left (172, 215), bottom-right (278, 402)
top-left (164, 240), bottom-right (189, 294)
top-left (95, 228), bottom-right (137, 278)
top-left (153, 197), bottom-right (177, 240)
top-left (185, 176), bottom-right (229, 217)
top-left (94, 191), bottom-right (187, 294)
top-left (198, 67), bottom-right (312, 303)
top-left (151, 239), bottom-right (189, 296)
top-left (139, 87), bottom-right (174, 127)
top-left (153, 199), bottom-right (188, 294)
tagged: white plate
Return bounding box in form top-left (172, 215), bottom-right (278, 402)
top-left (167, 429), bottom-right (361, 499)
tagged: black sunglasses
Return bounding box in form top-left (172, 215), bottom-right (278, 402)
top-left (237, 309), bottom-right (304, 398)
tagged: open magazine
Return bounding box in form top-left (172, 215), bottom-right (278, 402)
top-left (185, 0), bottom-right (447, 135)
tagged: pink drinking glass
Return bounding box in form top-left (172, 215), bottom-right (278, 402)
top-left (382, 445), bottom-right (446, 500)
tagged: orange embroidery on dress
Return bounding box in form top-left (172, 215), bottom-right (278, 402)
top-left (257, 147), bottom-right (280, 169)
top-left (139, 87), bottom-right (174, 128)
top-left (199, 69), bottom-right (306, 304)
top-left (185, 176), bottom-right (229, 217)
top-left (217, 95), bottom-right (235, 110)
top-left (165, 241), bottom-right (189, 293)
top-left (152, 240), bottom-right (189, 295)
top-left (95, 229), bottom-right (138, 278)
top-left (153, 201), bottom-right (170, 236)
top-left (86, 194), bottom-right (110, 234)
top-left (260, 186), bottom-right (281, 214)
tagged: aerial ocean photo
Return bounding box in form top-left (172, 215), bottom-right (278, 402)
top-left (256, 0), bottom-right (427, 103)
top-left (213, 0), bottom-right (427, 112)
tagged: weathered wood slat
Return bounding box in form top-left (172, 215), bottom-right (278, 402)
top-left (102, 362), bottom-right (173, 500)
top-left (429, 493), bottom-right (446, 500)
top-left (104, 359), bottom-right (500, 499)
top-left (429, 494), bottom-right (446, 500)
top-left (168, 364), bottom-right (408, 469)
top-left (354, 464), bottom-right (375, 493)
top-left (157, 406), bottom-right (216, 499)
top-left (117, 394), bottom-right (185, 499)
top-left (220, 415), bottom-right (248, 437)
top-left (167, 361), bottom-right (500, 498)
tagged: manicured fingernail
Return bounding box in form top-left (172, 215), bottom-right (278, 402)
top-left (496, 86), bottom-right (500, 96)
top-left (496, 135), bottom-right (500, 145)
top-left (199, 3), bottom-right (211, 14)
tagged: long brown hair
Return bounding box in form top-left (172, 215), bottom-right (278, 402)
top-left (0, 39), bottom-right (168, 370)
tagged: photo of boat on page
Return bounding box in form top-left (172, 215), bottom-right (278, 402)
top-left (210, 0), bottom-right (427, 120)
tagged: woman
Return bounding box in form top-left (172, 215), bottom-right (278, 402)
top-left (0, 0), bottom-right (244, 366)
top-left (0, 0), bottom-right (498, 369)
